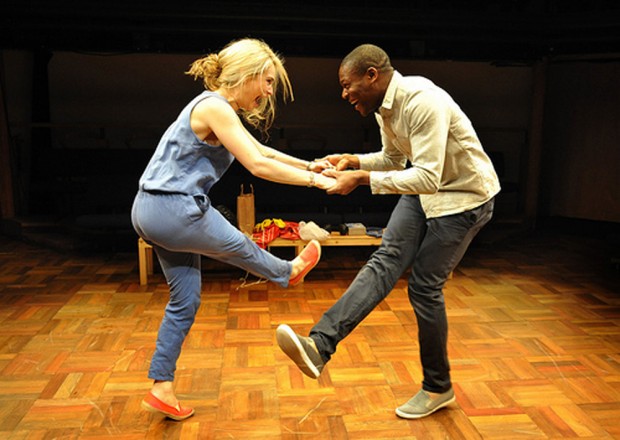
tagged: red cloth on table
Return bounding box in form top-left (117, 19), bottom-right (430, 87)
top-left (252, 218), bottom-right (300, 249)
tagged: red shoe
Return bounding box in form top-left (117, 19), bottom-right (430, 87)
top-left (141, 392), bottom-right (195, 421)
top-left (289, 240), bottom-right (321, 286)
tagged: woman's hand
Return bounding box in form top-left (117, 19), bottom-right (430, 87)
top-left (313, 173), bottom-right (337, 190)
top-left (318, 154), bottom-right (360, 171)
top-left (307, 159), bottom-right (335, 173)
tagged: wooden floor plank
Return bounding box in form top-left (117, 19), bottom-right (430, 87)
top-left (0, 231), bottom-right (619, 438)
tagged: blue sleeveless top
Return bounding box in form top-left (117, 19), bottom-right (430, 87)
top-left (139, 91), bottom-right (235, 196)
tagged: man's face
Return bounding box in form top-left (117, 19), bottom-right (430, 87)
top-left (338, 63), bottom-right (381, 117)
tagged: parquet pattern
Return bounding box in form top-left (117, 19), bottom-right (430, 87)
top-left (0, 231), bottom-right (619, 439)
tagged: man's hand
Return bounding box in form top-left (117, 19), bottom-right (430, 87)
top-left (323, 169), bottom-right (369, 195)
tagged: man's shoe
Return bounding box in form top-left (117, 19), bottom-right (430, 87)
top-left (289, 240), bottom-right (321, 286)
top-left (141, 392), bottom-right (195, 421)
top-left (276, 324), bottom-right (324, 378)
top-left (395, 388), bottom-right (455, 419)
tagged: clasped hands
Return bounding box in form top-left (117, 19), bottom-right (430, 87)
top-left (307, 154), bottom-right (368, 195)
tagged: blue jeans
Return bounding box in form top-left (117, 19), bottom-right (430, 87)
top-left (131, 191), bottom-right (292, 381)
top-left (310, 195), bottom-right (494, 393)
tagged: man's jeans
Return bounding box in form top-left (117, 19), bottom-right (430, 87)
top-left (310, 195), bottom-right (494, 393)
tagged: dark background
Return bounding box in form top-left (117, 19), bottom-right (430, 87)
top-left (1, 0), bottom-right (619, 253)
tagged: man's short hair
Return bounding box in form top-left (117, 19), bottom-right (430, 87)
top-left (341, 44), bottom-right (393, 76)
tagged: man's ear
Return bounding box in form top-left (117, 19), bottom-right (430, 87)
top-left (366, 67), bottom-right (378, 81)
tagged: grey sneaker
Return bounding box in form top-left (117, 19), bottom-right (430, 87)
top-left (395, 388), bottom-right (455, 419)
top-left (276, 324), bottom-right (324, 378)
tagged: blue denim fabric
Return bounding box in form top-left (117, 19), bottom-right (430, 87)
top-left (310, 195), bottom-right (494, 393)
top-left (131, 190), bottom-right (291, 381)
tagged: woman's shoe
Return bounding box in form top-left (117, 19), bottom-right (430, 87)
top-left (289, 240), bottom-right (321, 286)
top-left (141, 392), bottom-right (195, 421)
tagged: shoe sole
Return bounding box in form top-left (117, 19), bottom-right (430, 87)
top-left (276, 324), bottom-right (320, 379)
top-left (394, 395), bottom-right (456, 419)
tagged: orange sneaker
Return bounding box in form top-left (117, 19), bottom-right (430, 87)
top-left (289, 240), bottom-right (321, 286)
top-left (141, 392), bottom-right (195, 421)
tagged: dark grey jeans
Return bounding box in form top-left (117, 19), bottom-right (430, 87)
top-left (310, 195), bottom-right (494, 393)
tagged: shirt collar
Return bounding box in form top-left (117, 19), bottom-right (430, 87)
top-left (379, 70), bottom-right (402, 113)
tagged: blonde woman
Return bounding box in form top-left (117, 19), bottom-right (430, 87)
top-left (131, 38), bottom-right (334, 420)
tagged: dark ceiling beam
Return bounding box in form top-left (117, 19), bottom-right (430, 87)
top-left (1, 1), bottom-right (619, 61)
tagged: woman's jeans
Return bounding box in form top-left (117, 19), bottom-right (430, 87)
top-left (310, 195), bottom-right (494, 393)
top-left (131, 191), bottom-right (291, 381)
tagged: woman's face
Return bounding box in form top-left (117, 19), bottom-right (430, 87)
top-left (239, 64), bottom-right (276, 111)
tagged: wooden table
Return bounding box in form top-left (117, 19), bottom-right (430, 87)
top-left (137, 233), bottom-right (382, 285)
top-left (266, 233), bottom-right (381, 255)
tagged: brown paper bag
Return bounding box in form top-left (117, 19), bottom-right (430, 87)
top-left (237, 184), bottom-right (255, 236)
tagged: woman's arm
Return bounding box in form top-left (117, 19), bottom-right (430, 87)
top-left (247, 134), bottom-right (333, 173)
top-left (192, 98), bottom-right (335, 189)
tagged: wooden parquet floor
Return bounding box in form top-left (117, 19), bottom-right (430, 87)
top-left (0, 230), bottom-right (619, 439)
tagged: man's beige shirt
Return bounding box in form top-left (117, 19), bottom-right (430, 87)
top-left (358, 71), bottom-right (501, 218)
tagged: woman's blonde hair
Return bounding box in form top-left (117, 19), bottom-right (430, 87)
top-left (186, 38), bottom-right (293, 135)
